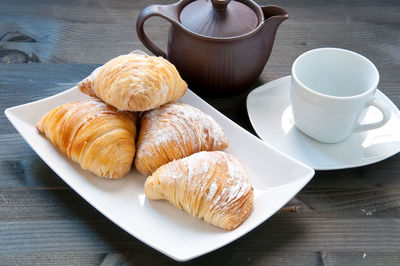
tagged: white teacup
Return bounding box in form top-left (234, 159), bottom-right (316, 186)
top-left (290, 48), bottom-right (391, 143)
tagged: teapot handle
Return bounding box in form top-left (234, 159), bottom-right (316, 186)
top-left (136, 4), bottom-right (180, 58)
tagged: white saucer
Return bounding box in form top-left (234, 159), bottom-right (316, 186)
top-left (247, 76), bottom-right (400, 170)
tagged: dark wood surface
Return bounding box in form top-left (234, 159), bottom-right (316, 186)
top-left (1, 0), bottom-right (400, 265)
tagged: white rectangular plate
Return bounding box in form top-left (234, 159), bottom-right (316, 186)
top-left (5, 87), bottom-right (314, 261)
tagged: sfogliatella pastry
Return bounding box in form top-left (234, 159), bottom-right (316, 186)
top-left (145, 151), bottom-right (254, 230)
top-left (134, 103), bottom-right (228, 175)
top-left (78, 53), bottom-right (188, 112)
top-left (36, 98), bottom-right (137, 179)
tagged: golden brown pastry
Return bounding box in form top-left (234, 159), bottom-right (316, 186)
top-left (36, 98), bottom-right (138, 179)
top-left (145, 151), bottom-right (254, 230)
top-left (78, 53), bottom-right (188, 112)
top-left (134, 103), bottom-right (229, 175)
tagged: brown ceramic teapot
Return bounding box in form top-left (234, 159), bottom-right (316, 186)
top-left (137, 0), bottom-right (288, 95)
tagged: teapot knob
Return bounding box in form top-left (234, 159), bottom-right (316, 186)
top-left (211, 0), bottom-right (231, 11)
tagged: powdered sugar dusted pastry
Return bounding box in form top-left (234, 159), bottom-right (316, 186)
top-left (36, 98), bottom-right (138, 179)
top-left (134, 103), bottom-right (228, 175)
top-left (78, 53), bottom-right (188, 111)
top-left (145, 151), bottom-right (254, 230)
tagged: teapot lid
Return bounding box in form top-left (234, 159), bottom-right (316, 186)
top-left (179, 0), bottom-right (259, 38)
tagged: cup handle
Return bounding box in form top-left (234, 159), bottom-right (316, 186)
top-left (354, 97), bottom-right (391, 132)
top-left (136, 4), bottom-right (180, 58)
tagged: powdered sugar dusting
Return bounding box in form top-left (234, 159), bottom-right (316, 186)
top-left (137, 103), bottom-right (228, 162)
top-left (211, 152), bottom-right (251, 210)
top-left (207, 181), bottom-right (219, 201)
top-left (149, 150), bottom-right (253, 230)
top-left (174, 151), bottom-right (252, 212)
top-left (224, 152), bottom-right (251, 203)
top-left (183, 151), bottom-right (212, 183)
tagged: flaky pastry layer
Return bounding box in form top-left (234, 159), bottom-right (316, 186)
top-left (78, 54), bottom-right (187, 111)
top-left (135, 103), bottom-right (228, 175)
top-left (145, 151), bottom-right (254, 230)
top-left (36, 98), bottom-right (137, 179)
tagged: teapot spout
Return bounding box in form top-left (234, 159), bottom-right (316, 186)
top-left (261, 5), bottom-right (289, 24)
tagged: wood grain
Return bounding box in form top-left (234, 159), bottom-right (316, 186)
top-left (1, 0), bottom-right (400, 264)
top-left (0, 251), bottom-right (399, 266)
top-left (0, 217), bottom-right (399, 264)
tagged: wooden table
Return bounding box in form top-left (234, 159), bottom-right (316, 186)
top-left (1, 0), bottom-right (400, 265)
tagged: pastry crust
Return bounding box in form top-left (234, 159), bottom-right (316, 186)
top-left (78, 54), bottom-right (188, 111)
top-left (134, 103), bottom-right (229, 175)
top-left (145, 151), bottom-right (254, 230)
top-left (36, 98), bottom-right (138, 179)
